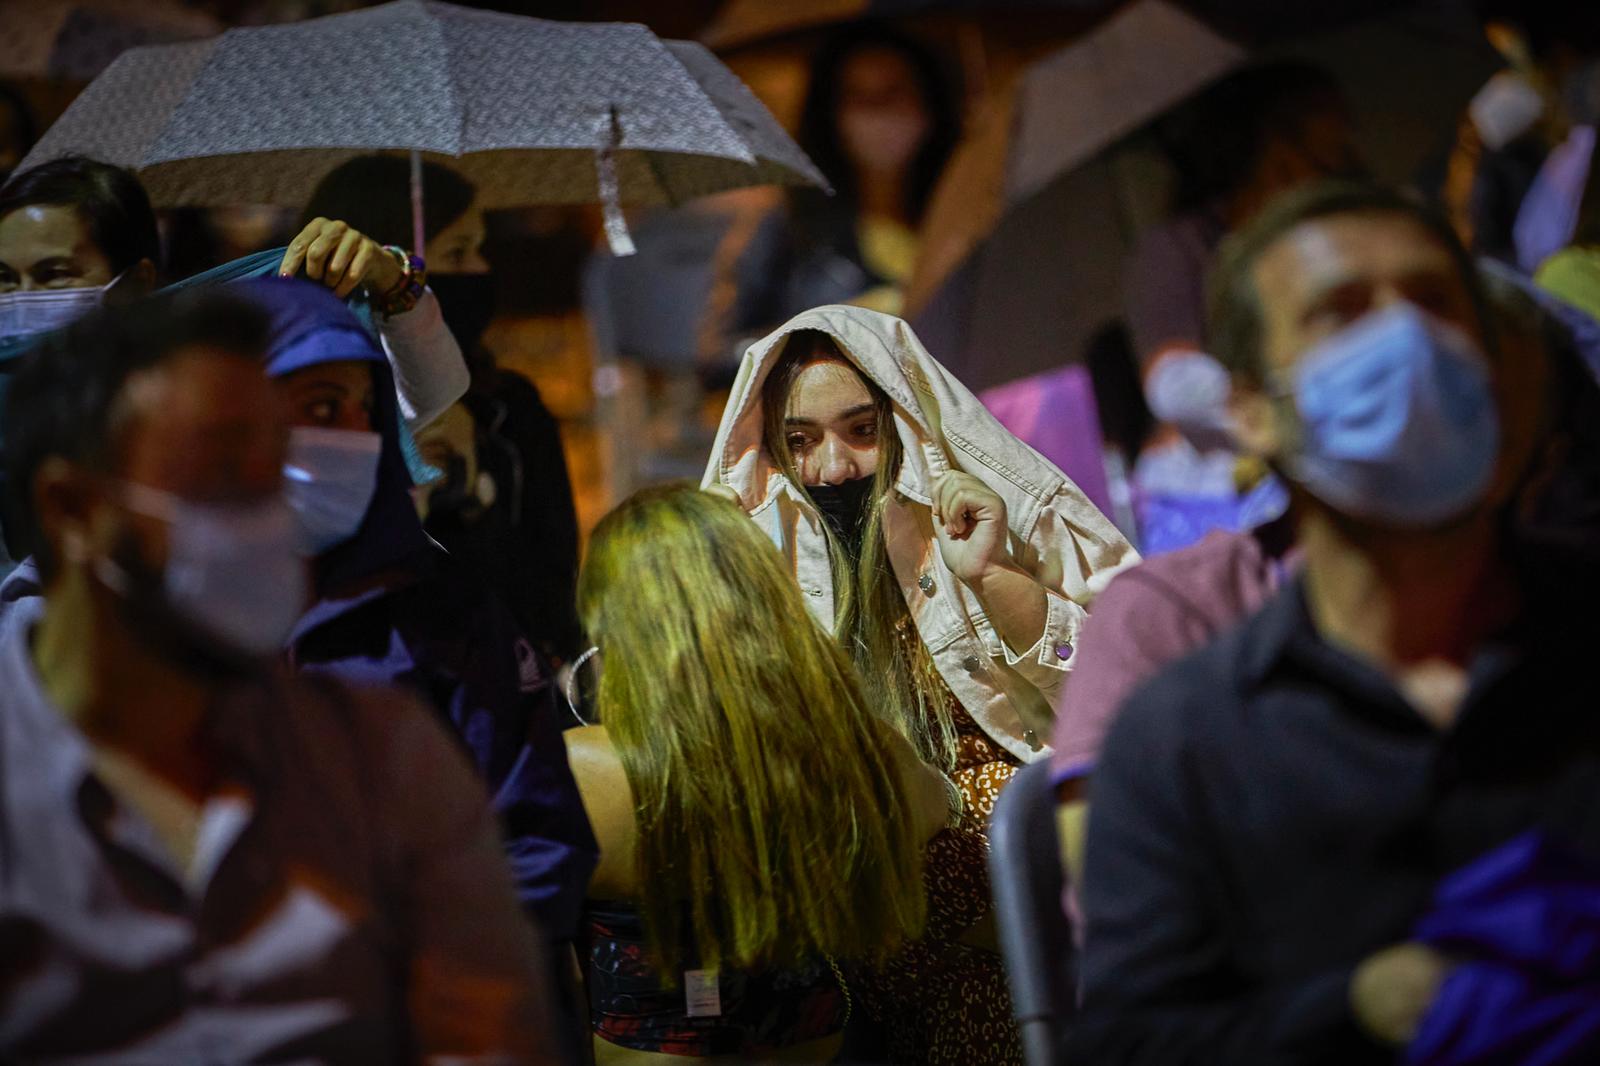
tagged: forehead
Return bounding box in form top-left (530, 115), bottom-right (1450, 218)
top-left (839, 47), bottom-right (919, 97)
top-left (783, 358), bottom-right (874, 420)
top-left (275, 359), bottom-right (374, 391)
top-left (0, 204), bottom-right (95, 265)
top-left (1252, 210), bottom-right (1463, 303)
top-left (119, 349), bottom-right (281, 478)
top-left (432, 205), bottom-right (485, 243)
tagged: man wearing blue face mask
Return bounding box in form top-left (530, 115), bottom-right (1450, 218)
top-left (1067, 181), bottom-right (1600, 1065)
top-left (0, 291), bottom-right (561, 1060)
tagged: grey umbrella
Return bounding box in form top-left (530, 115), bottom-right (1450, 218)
top-left (16, 0), bottom-right (826, 252)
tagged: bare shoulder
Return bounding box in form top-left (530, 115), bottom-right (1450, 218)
top-left (562, 725), bottom-right (640, 900)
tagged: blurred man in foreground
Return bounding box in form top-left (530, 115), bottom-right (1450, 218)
top-left (0, 292), bottom-right (559, 1062)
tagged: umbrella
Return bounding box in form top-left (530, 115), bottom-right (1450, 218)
top-left (16, 0), bottom-right (826, 253)
top-left (905, 0), bottom-right (1496, 392)
top-left (905, 0), bottom-right (1242, 390)
top-left (0, 0), bottom-right (218, 82)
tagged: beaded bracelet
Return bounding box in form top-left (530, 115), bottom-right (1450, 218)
top-left (374, 245), bottom-right (427, 316)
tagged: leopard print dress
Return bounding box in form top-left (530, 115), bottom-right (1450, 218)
top-left (847, 699), bottom-right (1025, 1064)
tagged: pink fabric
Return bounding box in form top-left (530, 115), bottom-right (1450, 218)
top-left (979, 365), bottom-right (1113, 517)
top-left (1051, 524), bottom-right (1293, 782)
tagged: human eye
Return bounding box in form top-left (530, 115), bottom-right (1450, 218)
top-left (307, 399), bottom-right (339, 426)
top-left (786, 431), bottom-right (813, 453)
top-left (852, 420), bottom-right (878, 442)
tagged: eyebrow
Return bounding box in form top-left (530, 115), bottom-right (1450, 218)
top-left (785, 403), bottom-right (876, 427)
top-left (26, 257), bottom-right (80, 275)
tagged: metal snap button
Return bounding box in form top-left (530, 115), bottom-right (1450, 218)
top-left (918, 573), bottom-right (935, 595)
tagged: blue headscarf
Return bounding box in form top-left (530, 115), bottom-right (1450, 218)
top-left (232, 277), bottom-right (430, 591)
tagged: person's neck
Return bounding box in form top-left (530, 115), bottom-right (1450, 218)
top-left (1300, 503), bottom-right (1516, 674)
top-left (856, 168), bottom-right (911, 225)
top-left (32, 567), bottom-right (214, 798)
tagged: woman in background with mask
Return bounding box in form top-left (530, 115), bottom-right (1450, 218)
top-left (707, 22), bottom-right (960, 374)
top-left (243, 277), bottom-right (594, 1055)
top-left (299, 156), bottom-right (583, 662)
top-left (706, 305), bottom-right (1134, 1063)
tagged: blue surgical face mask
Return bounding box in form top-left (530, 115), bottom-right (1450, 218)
top-left (96, 482), bottom-right (308, 658)
top-left (1277, 302), bottom-right (1500, 528)
top-left (283, 426), bottom-right (383, 555)
top-left (0, 270), bottom-right (127, 340)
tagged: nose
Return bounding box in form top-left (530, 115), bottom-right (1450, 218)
top-left (817, 435), bottom-right (858, 485)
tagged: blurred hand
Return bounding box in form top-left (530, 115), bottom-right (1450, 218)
top-left (1350, 942), bottom-right (1452, 1045)
top-left (279, 218), bottom-right (403, 301)
top-left (931, 471), bottom-right (1009, 582)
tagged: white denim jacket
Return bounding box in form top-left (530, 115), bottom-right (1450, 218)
top-left (703, 306), bottom-right (1138, 763)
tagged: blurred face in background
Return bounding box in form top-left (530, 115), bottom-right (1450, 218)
top-left (424, 203), bottom-right (489, 275)
top-left (835, 46), bottom-right (932, 180)
top-left (0, 204), bottom-right (118, 292)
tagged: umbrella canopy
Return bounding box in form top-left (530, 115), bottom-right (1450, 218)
top-left (906, 0), bottom-right (1496, 392)
top-left (16, 0), bottom-right (825, 218)
top-left (0, 0), bottom-right (218, 81)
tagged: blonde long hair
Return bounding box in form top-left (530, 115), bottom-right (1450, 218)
top-left (577, 483), bottom-right (928, 975)
top-left (761, 331), bottom-right (961, 771)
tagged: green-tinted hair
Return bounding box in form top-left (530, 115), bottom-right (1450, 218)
top-left (577, 483), bottom-right (928, 975)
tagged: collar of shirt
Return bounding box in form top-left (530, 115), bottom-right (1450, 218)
top-left (0, 598), bottom-right (274, 892)
top-left (1236, 577), bottom-right (1536, 739)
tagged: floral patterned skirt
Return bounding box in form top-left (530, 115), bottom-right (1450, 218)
top-left (846, 709), bottom-right (1024, 1065)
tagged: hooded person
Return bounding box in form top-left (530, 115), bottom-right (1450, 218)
top-left (234, 274), bottom-right (596, 923)
top-left (702, 303), bottom-right (1134, 1064)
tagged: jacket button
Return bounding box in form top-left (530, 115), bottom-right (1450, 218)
top-left (1055, 641), bottom-right (1074, 661)
top-left (806, 587), bottom-right (823, 597)
top-left (961, 654), bottom-right (981, 672)
top-left (918, 573), bottom-right (935, 595)
top-left (1024, 729), bottom-right (1040, 749)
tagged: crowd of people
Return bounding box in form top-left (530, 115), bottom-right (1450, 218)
top-left (2, 3), bottom-right (1600, 1065)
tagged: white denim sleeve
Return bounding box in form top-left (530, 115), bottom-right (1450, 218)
top-left (998, 586), bottom-right (1087, 676)
top-left (376, 288), bottom-right (470, 431)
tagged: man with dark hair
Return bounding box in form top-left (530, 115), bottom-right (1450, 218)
top-left (0, 292), bottom-right (559, 1061)
top-left (0, 155), bottom-right (161, 319)
top-left (1067, 180), bottom-right (1600, 1063)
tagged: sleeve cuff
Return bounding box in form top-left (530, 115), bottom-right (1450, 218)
top-left (999, 588), bottom-right (1083, 672)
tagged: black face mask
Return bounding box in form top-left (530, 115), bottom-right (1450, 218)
top-left (429, 273), bottom-right (497, 356)
top-left (807, 476), bottom-right (876, 554)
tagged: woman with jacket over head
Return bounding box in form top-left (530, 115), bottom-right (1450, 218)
top-left (564, 483), bottom-right (950, 1064)
top-left (703, 305), bottom-right (1136, 1063)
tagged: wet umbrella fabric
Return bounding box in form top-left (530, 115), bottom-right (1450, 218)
top-left (15, 0), bottom-right (826, 222)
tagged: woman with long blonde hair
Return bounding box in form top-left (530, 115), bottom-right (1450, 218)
top-left (564, 483), bottom-right (949, 1065)
top-left (705, 307), bottom-right (1135, 1063)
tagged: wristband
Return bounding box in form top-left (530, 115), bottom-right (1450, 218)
top-left (374, 245), bottom-right (426, 316)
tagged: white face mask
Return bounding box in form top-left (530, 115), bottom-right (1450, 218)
top-left (283, 426), bottom-right (383, 556)
top-left (98, 482), bottom-right (309, 658)
top-left (839, 108), bottom-right (930, 174)
top-left (0, 270), bottom-right (127, 340)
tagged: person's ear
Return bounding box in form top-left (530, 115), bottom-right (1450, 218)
top-left (31, 456), bottom-right (99, 565)
top-left (1226, 385), bottom-right (1283, 460)
top-left (105, 259), bottom-right (157, 305)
